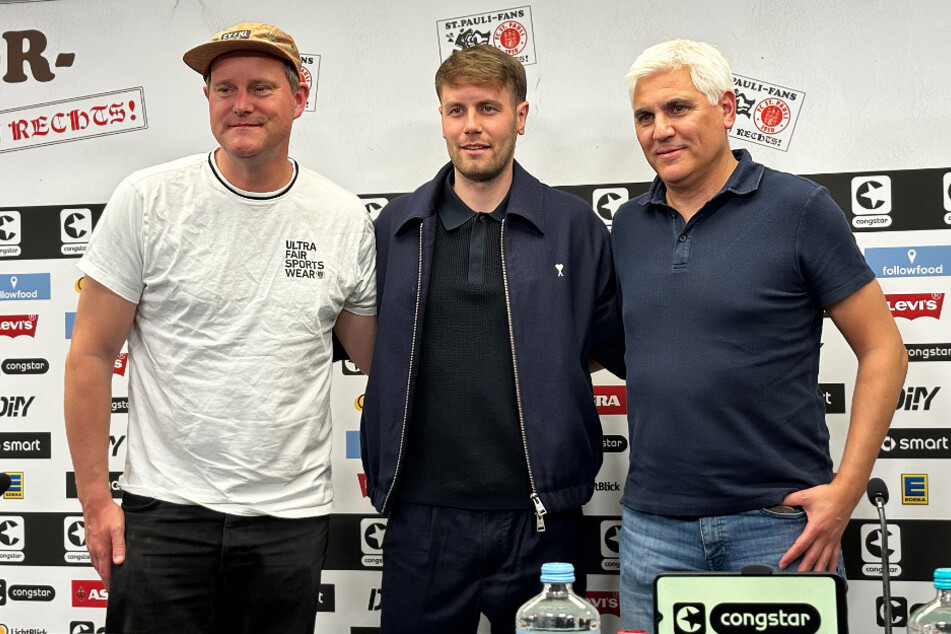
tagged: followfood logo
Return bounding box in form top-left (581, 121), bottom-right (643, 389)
top-left (865, 246), bottom-right (951, 278)
top-left (886, 293), bottom-right (944, 320)
top-left (0, 274), bottom-right (50, 301)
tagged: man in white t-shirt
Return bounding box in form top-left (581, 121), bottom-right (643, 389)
top-left (64, 22), bottom-right (377, 634)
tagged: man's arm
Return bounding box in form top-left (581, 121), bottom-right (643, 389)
top-left (64, 276), bottom-right (137, 586)
top-left (334, 310), bottom-right (377, 374)
top-left (779, 279), bottom-right (908, 571)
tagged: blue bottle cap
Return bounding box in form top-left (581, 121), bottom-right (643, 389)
top-left (934, 568), bottom-right (951, 590)
top-left (540, 562), bottom-right (575, 583)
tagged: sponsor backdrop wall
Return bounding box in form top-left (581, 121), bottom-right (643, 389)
top-left (1, 1), bottom-right (949, 632)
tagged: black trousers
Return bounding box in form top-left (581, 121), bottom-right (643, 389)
top-left (380, 502), bottom-right (587, 634)
top-left (106, 492), bottom-right (329, 634)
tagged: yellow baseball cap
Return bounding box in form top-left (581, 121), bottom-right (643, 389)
top-left (183, 21), bottom-right (302, 76)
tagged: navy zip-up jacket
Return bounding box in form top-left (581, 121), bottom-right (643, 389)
top-left (360, 161), bottom-right (625, 517)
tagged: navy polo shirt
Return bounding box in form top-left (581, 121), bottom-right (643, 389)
top-left (612, 149), bottom-right (875, 517)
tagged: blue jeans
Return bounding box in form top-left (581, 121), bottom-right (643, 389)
top-left (619, 505), bottom-right (847, 633)
top-left (106, 493), bottom-right (329, 634)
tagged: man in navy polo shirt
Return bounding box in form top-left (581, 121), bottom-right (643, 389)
top-left (612, 39), bottom-right (908, 632)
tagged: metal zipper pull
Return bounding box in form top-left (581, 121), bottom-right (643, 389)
top-left (531, 493), bottom-right (547, 532)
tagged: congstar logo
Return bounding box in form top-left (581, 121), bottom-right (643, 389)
top-left (708, 603), bottom-right (820, 633)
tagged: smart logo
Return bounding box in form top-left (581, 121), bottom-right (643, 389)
top-left (865, 246), bottom-right (951, 278)
top-left (901, 474), bottom-right (928, 505)
top-left (0, 274), bottom-right (50, 302)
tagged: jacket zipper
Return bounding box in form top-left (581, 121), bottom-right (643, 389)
top-left (381, 224), bottom-right (424, 515)
top-left (500, 218), bottom-right (548, 532)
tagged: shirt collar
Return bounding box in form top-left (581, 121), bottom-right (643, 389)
top-left (642, 148), bottom-right (764, 207)
top-left (438, 170), bottom-right (509, 230)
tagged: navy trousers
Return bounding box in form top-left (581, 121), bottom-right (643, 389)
top-left (380, 503), bottom-right (587, 634)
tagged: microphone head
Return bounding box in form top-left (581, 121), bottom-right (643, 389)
top-left (867, 477), bottom-right (889, 505)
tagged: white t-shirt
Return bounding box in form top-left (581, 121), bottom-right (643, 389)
top-left (79, 152), bottom-right (376, 517)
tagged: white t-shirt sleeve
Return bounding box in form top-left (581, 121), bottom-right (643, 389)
top-left (343, 208), bottom-right (377, 316)
top-left (78, 176), bottom-right (146, 303)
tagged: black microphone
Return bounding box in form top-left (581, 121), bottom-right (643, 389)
top-left (0, 472), bottom-right (10, 495)
top-left (867, 477), bottom-right (893, 634)
top-left (867, 477), bottom-right (889, 506)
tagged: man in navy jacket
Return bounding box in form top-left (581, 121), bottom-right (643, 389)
top-left (361, 44), bottom-right (624, 633)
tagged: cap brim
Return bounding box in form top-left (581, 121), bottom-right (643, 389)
top-left (183, 40), bottom-right (299, 76)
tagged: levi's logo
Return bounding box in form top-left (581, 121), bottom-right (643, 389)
top-left (586, 590), bottom-right (620, 617)
top-left (593, 385), bottom-right (626, 415)
top-left (113, 353), bottom-right (128, 376)
top-left (0, 314), bottom-right (38, 337)
top-left (886, 293), bottom-right (944, 320)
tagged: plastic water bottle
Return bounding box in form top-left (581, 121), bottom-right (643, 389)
top-left (515, 562), bottom-right (600, 632)
top-left (908, 568), bottom-right (951, 633)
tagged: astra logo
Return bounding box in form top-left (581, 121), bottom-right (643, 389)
top-left (71, 580), bottom-right (108, 607)
top-left (896, 386), bottom-right (939, 411)
top-left (0, 315), bottom-right (37, 338)
top-left (586, 591), bottom-right (620, 617)
top-left (709, 603), bottom-right (820, 633)
top-left (593, 385), bottom-right (626, 414)
top-left (886, 293), bottom-right (944, 320)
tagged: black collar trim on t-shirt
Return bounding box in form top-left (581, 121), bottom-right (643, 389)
top-left (206, 151), bottom-right (299, 200)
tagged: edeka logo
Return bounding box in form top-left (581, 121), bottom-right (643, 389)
top-left (1, 29), bottom-right (75, 83)
top-left (0, 274), bottom-right (50, 301)
top-left (906, 343), bottom-right (951, 362)
top-left (860, 522), bottom-right (903, 577)
top-left (1, 358), bottom-right (49, 375)
top-left (709, 603), bottom-right (821, 634)
top-left (865, 246), bottom-right (951, 278)
top-left (71, 580), bottom-right (107, 607)
top-left (901, 474), bottom-right (928, 505)
top-left (586, 591), bottom-right (620, 617)
top-left (879, 429), bottom-right (951, 459)
top-left (0, 315), bottom-right (37, 338)
top-left (818, 383), bottom-right (845, 414)
top-left (593, 385), bottom-right (626, 415)
top-left (896, 386), bottom-right (939, 411)
top-left (2, 473), bottom-right (23, 500)
top-left (887, 293), bottom-right (945, 320)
